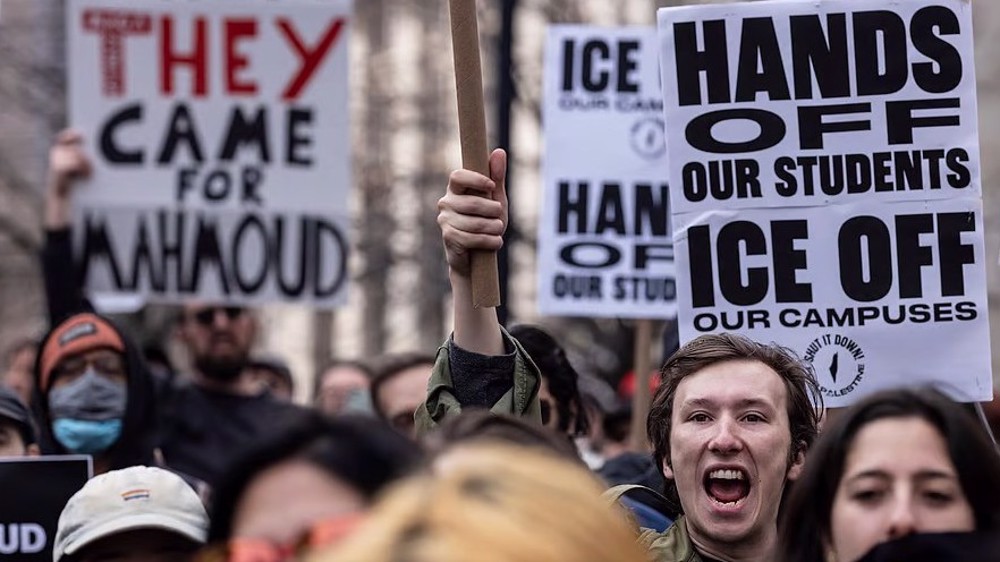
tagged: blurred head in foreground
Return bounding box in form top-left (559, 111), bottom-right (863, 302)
top-left (321, 443), bottom-right (647, 562)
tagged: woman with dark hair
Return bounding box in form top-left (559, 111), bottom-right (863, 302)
top-left (778, 388), bottom-right (1000, 562)
top-left (507, 324), bottom-right (588, 437)
top-left (200, 412), bottom-right (421, 561)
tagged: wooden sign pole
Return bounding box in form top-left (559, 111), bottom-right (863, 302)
top-left (448, 0), bottom-right (501, 308)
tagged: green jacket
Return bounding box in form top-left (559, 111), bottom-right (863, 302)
top-left (415, 328), bottom-right (542, 433)
top-left (416, 331), bottom-right (701, 562)
top-left (639, 517), bottom-right (705, 562)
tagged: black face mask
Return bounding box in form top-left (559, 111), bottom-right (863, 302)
top-left (194, 356), bottom-right (246, 383)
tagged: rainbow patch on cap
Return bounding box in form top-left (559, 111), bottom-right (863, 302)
top-left (121, 489), bottom-right (151, 502)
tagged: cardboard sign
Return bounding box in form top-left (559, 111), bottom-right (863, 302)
top-left (67, 0), bottom-right (353, 307)
top-left (539, 26), bottom-right (676, 319)
top-left (657, 0), bottom-right (991, 405)
top-left (0, 456), bottom-right (92, 561)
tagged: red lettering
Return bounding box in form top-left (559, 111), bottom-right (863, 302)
top-left (276, 18), bottom-right (346, 101)
top-left (160, 15), bottom-right (208, 97)
top-left (82, 10), bottom-right (152, 96)
top-left (225, 19), bottom-right (258, 95)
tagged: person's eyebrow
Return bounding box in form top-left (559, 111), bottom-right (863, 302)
top-left (734, 398), bottom-right (776, 411)
top-left (844, 469), bottom-right (891, 484)
top-left (680, 397), bottom-right (718, 411)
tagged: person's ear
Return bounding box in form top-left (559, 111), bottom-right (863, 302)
top-left (26, 443), bottom-right (40, 457)
top-left (786, 442), bottom-right (807, 481)
top-left (662, 457), bottom-right (674, 480)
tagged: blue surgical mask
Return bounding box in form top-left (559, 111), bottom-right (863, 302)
top-left (48, 366), bottom-right (127, 454)
top-left (52, 418), bottom-right (123, 454)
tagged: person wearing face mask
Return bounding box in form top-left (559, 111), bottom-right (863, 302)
top-left (32, 312), bottom-right (159, 475)
top-left (778, 388), bottom-right (1000, 562)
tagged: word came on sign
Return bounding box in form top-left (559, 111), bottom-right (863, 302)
top-left (68, 0), bottom-right (353, 306)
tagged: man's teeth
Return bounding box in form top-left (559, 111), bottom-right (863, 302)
top-left (709, 469), bottom-right (744, 480)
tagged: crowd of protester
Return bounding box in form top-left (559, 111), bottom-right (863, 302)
top-left (0, 134), bottom-right (998, 562)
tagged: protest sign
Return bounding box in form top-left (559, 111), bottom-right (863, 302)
top-left (0, 456), bottom-right (92, 561)
top-left (658, 0), bottom-right (990, 405)
top-left (540, 26), bottom-right (676, 319)
top-left (67, 0), bottom-right (352, 306)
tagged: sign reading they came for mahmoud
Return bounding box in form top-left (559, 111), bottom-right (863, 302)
top-left (540, 26), bottom-right (676, 319)
top-left (657, 0), bottom-right (991, 405)
top-left (68, 0), bottom-right (352, 307)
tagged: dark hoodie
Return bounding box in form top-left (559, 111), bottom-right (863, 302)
top-left (31, 312), bottom-right (159, 472)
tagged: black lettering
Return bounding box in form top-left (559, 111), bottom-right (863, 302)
top-left (683, 163), bottom-right (708, 202)
top-left (595, 183), bottom-right (625, 234)
top-left (937, 212), bottom-right (975, 297)
top-left (232, 214), bottom-right (269, 293)
top-left (558, 181), bottom-right (588, 233)
top-left (853, 11), bottom-right (909, 96)
top-left (771, 220), bottom-right (812, 303)
top-left (895, 214), bottom-right (934, 298)
top-left (717, 220), bottom-right (768, 306)
top-left (635, 244), bottom-right (674, 270)
top-left (908, 303), bottom-right (932, 323)
top-left (562, 39), bottom-right (575, 91)
top-left (674, 20), bottom-right (731, 106)
top-left (945, 148), bottom-right (971, 189)
top-left (774, 157), bottom-right (797, 197)
top-left (157, 210), bottom-right (186, 292)
top-left (797, 103), bottom-right (871, 150)
top-left (686, 109), bottom-right (785, 153)
top-left (100, 103), bottom-right (144, 164)
top-left (955, 301), bottom-right (977, 321)
top-left (894, 151), bottom-right (923, 190)
top-left (911, 6), bottom-right (963, 94)
top-left (839, 216), bottom-right (892, 302)
top-left (218, 106), bottom-right (270, 163)
top-left (313, 218), bottom-right (348, 297)
top-left (79, 213), bottom-right (125, 290)
top-left (286, 108), bottom-right (314, 166)
top-left (189, 216), bottom-right (231, 295)
top-left (617, 40), bottom-right (640, 93)
top-left (273, 216), bottom-right (309, 296)
top-left (157, 102), bottom-right (205, 164)
top-left (790, 14), bottom-right (850, 99)
top-left (582, 40), bottom-right (611, 92)
top-left (885, 98), bottom-right (961, 145)
top-left (689, 224), bottom-right (715, 307)
top-left (128, 217), bottom-right (163, 291)
top-left (559, 242), bottom-right (621, 269)
top-left (735, 18), bottom-right (790, 102)
top-left (634, 184), bottom-right (670, 236)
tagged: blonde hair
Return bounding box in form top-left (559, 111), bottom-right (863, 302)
top-left (317, 444), bottom-right (648, 562)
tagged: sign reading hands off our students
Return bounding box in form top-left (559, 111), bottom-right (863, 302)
top-left (68, 0), bottom-right (352, 306)
top-left (0, 457), bottom-right (92, 561)
top-left (657, 0), bottom-right (991, 405)
top-left (540, 26), bottom-right (676, 319)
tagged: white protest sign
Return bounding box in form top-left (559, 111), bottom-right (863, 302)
top-left (658, 0), bottom-right (991, 405)
top-left (67, 0), bottom-right (352, 307)
top-left (540, 26), bottom-right (676, 319)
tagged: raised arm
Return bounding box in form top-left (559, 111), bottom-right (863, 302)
top-left (438, 148), bottom-right (508, 355)
top-left (42, 130), bottom-right (94, 324)
top-left (417, 149), bottom-right (542, 432)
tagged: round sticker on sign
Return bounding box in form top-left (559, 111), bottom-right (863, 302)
top-left (630, 117), bottom-right (666, 160)
top-left (804, 334), bottom-right (866, 399)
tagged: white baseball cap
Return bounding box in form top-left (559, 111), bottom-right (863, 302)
top-left (53, 466), bottom-right (208, 561)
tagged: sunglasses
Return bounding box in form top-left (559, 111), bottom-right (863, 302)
top-left (192, 306), bottom-right (246, 327)
top-left (195, 514), bottom-right (363, 562)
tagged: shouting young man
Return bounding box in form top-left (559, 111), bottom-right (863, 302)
top-left (420, 149), bottom-right (824, 561)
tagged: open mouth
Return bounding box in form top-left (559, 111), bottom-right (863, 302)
top-left (704, 468), bottom-right (750, 506)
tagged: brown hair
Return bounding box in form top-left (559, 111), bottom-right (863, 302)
top-left (646, 333), bottom-right (823, 510)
